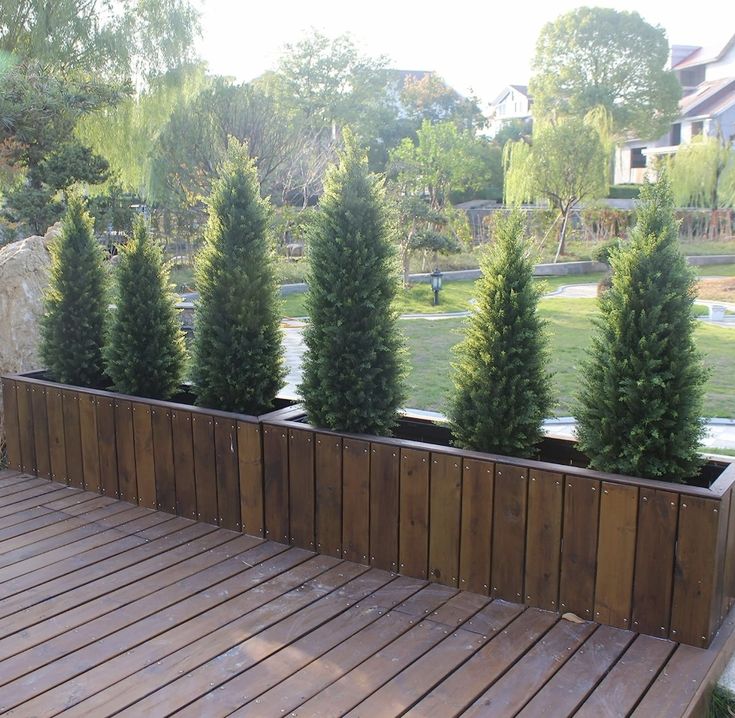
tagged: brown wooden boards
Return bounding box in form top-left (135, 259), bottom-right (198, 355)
top-left (30, 385), bottom-right (50, 480)
top-left (370, 442), bottom-right (399, 572)
top-left (238, 421), bottom-right (263, 537)
top-left (214, 418), bottom-right (240, 531)
top-left (114, 399), bottom-right (137, 502)
top-left (151, 407), bottom-right (176, 514)
top-left (171, 410), bottom-right (196, 519)
top-left (132, 402), bottom-right (156, 509)
top-left (62, 389), bottom-right (83, 488)
top-left (491, 463), bottom-right (528, 602)
top-left (342, 438), bottom-right (370, 563)
top-left (399, 448), bottom-right (429, 579)
top-left (17, 381), bottom-right (36, 475)
top-left (78, 393), bottom-right (100, 493)
top-left (459, 459), bottom-right (494, 595)
top-left (1, 379), bottom-right (21, 471)
top-left (96, 397), bottom-right (118, 497)
top-left (262, 424), bottom-right (289, 543)
top-left (428, 453), bottom-right (461, 587)
top-left (192, 412), bottom-right (218, 525)
top-left (524, 469), bottom-right (563, 611)
top-left (289, 428), bottom-right (315, 548)
top-left (315, 434), bottom-right (342, 558)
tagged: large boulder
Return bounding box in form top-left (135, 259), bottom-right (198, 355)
top-left (0, 224), bottom-right (58, 444)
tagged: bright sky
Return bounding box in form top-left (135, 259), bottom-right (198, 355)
top-left (196, 1), bottom-right (733, 109)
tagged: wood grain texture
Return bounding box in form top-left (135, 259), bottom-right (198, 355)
top-left (114, 399), bottom-right (137, 502)
top-left (315, 434), bottom-right (342, 558)
top-left (399, 448), bottom-right (430, 579)
top-left (369, 442), bottom-right (399, 572)
top-left (45, 386), bottom-right (67, 484)
top-left (171, 410), bottom-right (196, 519)
top-left (62, 390), bottom-right (83, 488)
top-left (289, 429), bottom-right (315, 549)
top-left (1, 379), bottom-right (22, 471)
top-left (214, 418), bottom-right (240, 531)
top-left (262, 424), bottom-right (289, 543)
top-left (342, 438), bottom-right (370, 563)
top-left (238, 421), bottom-right (263, 537)
top-left (151, 407), bottom-right (176, 514)
top-left (30, 385), bottom-right (50, 480)
top-left (459, 459), bottom-right (494, 594)
top-left (96, 397), bottom-right (118, 498)
top-left (132, 402), bottom-right (156, 509)
top-left (428, 453), bottom-right (462, 587)
top-left (192, 413), bottom-right (218, 525)
top-left (78, 394), bottom-right (100, 493)
top-left (17, 382), bottom-right (36, 475)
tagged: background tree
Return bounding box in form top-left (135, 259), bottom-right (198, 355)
top-left (104, 217), bottom-right (185, 398)
top-left (300, 131), bottom-right (406, 434)
top-left (449, 211), bottom-right (552, 456)
top-left (575, 175), bottom-right (707, 482)
top-left (191, 140), bottom-right (284, 414)
top-left (529, 7), bottom-right (680, 139)
top-left (40, 196), bottom-right (107, 387)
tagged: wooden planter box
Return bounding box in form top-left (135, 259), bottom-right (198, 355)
top-left (3, 371), bottom-right (735, 649)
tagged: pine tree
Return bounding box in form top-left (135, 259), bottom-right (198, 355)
top-left (300, 130), bottom-right (406, 434)
top-left (104, 217), bottom-right (186, 399)
top-left (40, 196), bottom-right (107, 388)
top-left (448, 211), bottom-right (553, 456)
top-left (191, 140), bottom-right (284, 414)
top-left (575, 174), bottom-right (707, 482)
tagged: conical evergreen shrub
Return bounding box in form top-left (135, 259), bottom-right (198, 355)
top-left (300, 130), bottom-right (406, 434)
top-left (575, 175), bottom-right (707, 482)
top-left (448, 211), bottom-right (553, 456)
top-left (191, 140), bottom-right (284, 414)
top-left (104, 217), bottom-right (186, 399)
top-left (40, 196), bottom-right (107, 388)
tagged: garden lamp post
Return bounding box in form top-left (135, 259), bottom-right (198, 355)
top-left (430, 267), bottom-right (443, 306)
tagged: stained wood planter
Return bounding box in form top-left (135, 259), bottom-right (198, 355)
top-left (3, 372), bottom-right (734, 649)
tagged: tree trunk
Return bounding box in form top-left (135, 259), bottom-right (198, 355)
top-left (554, 206), bottom-right (571, 263)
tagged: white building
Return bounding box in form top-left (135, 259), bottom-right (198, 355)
top-left (487, 85), bottom-right (533, 137)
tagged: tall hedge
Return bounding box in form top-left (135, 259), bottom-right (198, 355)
top-left (448, 211), bottom-right (553, 456)
top-left (575, 175), bottom-right (707, 481)
top-left (40, 196), bottom-right (107, 387)
top-left (104, 217), bottom-right (186, 399)
top-left (300, 131), bottom-right (406, 434)
top-left (191, 140), bottom-right (284, 414)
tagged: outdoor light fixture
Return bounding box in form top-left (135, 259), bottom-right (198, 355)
top-left (430, 268), bottom-right (443, 306)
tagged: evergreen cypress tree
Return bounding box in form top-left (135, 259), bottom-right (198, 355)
top-left (300, 130), bottom-right (406, 435)
top-left (575, 175), bottom-right (707, 481)
top-left (448, 211), bottom-right (553, 456)
top-left (40, 196), bottom-right (107, 388)
top-left (104, 217), bottom-right (186, 399)
top-left (191, 140), bottom-right (284, 414)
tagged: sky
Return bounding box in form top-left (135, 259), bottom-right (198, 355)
top-left (196, 1), bottom-right (733, 109)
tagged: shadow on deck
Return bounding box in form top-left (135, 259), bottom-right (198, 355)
top-left (0, 469), bottom-right (733, 717)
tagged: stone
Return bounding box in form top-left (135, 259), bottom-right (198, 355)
top-left (0, 224), bottom-right (58, 444)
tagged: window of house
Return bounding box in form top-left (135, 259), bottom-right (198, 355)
top-left (630, 147), bottom-right (647, 169)
top-left (679, 66), bottom-right (706, 88)
top-left (691, 121), bottom-right (704, 137)
top-left (670, 123), bottom-right (681, 146)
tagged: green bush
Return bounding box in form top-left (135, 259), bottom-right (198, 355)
top-left (448, 211), bottom-right (553, 456)
top-left (608, 183), bottom-right (641, 199)
top-left (40, 196), bottom-right (108, 387)
top-left (191, 140), bottom-right (284, 414)
top-left (104, 217), bottom-right (186, 399)
top-left (300, 130), bottom-right (406, 434)
top-left (576, 175), bottom-right (707, 482)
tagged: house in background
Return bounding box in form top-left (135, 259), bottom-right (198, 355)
top-left (487, 84), bottom-right (533, 136)
top-left (615, 34), bottom-right (735, 184)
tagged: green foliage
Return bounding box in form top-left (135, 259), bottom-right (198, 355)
top-left (575, 175), bottom-right (707, 482)
top-left (449, 211), bottom-right (553, 456)
top-left (669, 135), bottom-right (735, 209)
top-left (104, 217), bottom-right (186, 399)
top-left (608, 184), bottom-right (641, 200)
top-left (300, 130), bottom-right (406, 434)
top-left (191, 140), bottom-right (284, 414)
top-left (40, 196), bottom-right (107, 387)
top-left (530, 7), bottom-right (681, 139)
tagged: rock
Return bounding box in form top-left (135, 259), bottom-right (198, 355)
top-left (0, 224), bottom-right (57, 444)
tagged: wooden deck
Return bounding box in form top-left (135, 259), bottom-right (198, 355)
top-left (0, 470), bottom-right (733, 717)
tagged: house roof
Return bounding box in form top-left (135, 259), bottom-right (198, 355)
top-left (673, 33), bottom-right (735, 70)
top-left (490, 84), bottom-right (531, 106)
top-left (679, 77), bottom-right (735, 118)
top-left (509, 84), bottom-right (529, 96)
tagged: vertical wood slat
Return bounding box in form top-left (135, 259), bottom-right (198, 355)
top-left (214, 418), bottom-right (240, 531)
top-left (399, 448), bottom-right (429, 579)
top-left (289, 428), bottom-right (315, 549)
top-left (78, 393), bottom-right (100, 493)
top-left (45, 386), bottom-right (67, 483)
top-left (524, 469), bottom-right (563, 611)
top-left (1, 378), bottom-right (22, 471)
top-left (342, 438), bottom-right (370, 564)
top-left (132, 403), bottom-right (156, 509)
top-left (559, 475), bottom-right (600, 620)
top-left (238, 421), bottom-right (263, 537)
top-left (370, 442), bottom-right (399, 572)
top-left (114, 399), bottom-right (136, 502)
top-left (459, 459), bottom-right (494, 595)
top-left (96, 397), bottom-right (118, 498)
top-left (63, 390), bottom-right (83, 488)
top-left (30, 385), bottom-right (50, 479)
top-left (491, 463), bottom-right (528, 602)
top-left (152, 407), bottom-right (176, 514)
top-left (595, 482), bottom-right (639, 629)
top-left (632, 489), bottom-right (679, 638)
top-left (671, 496), bottom-right (722, 647)
top-left (428, 453), bottom-right (462, 587)
top-left (171, 410), bottom-right (196, 519)
top-left (262, 424), bottom-right (289, 543)
top-left (17, 382), bottom-right (36, 475)
top-left (710, 494), bottom-right (731, 638)
top-left (723, 489), bottom-right (735, 617)
top-left (192, 413), bottom-right (218, 525)
top-left (315, 434), bottom-right (342, 558)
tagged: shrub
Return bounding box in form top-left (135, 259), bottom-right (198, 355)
top-left (104, 217), bottom-right (186, 399)
top-left (300, 130), bottom-right (406, 434)
top-left (191, 140), bottom-right (284, 414)
top-left (40, 196), bottom-right (107, 387)
top-left (575, 175), bottom-right (707, 482)
top-left (449, 210), bottom-right (553, 456)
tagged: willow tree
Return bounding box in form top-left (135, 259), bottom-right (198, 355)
top-left (670, 135), bottom-right (735, 210)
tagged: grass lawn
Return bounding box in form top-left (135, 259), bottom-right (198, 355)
top-left (402, 298), bottom-right (735, 419)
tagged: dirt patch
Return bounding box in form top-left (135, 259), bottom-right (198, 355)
top-left (697, 277), bottom-right (735, 302)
